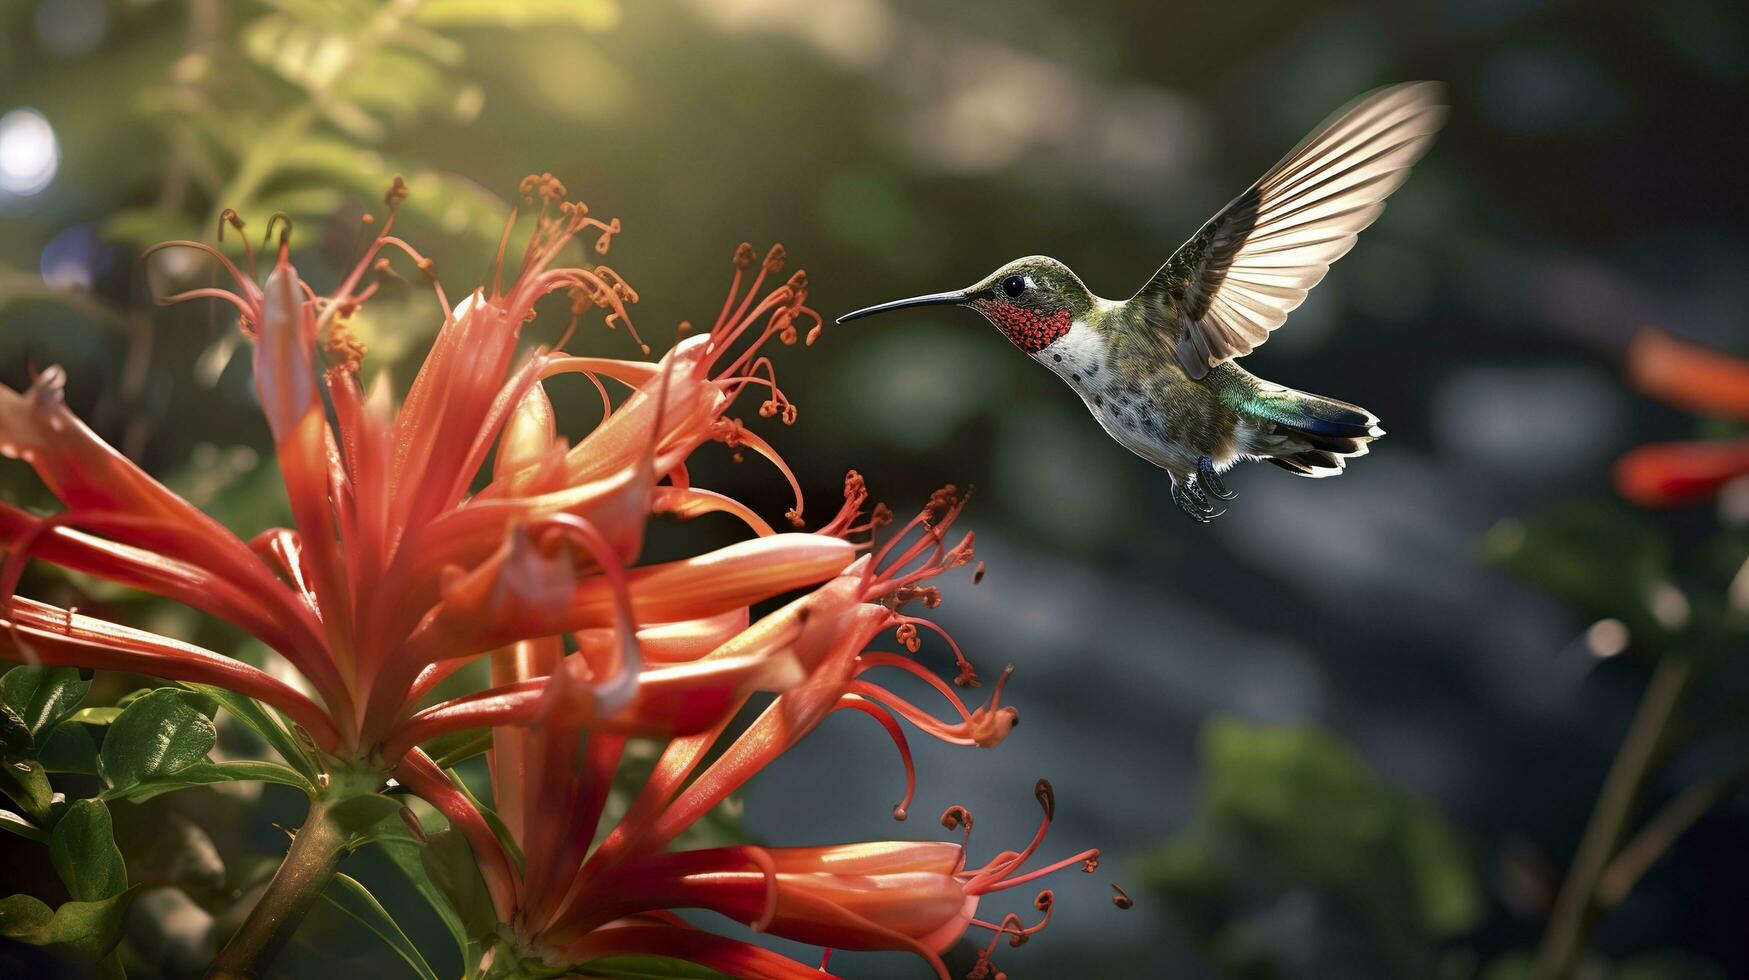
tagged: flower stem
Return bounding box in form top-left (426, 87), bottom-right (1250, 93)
top-left (207, 797), bottom-right (349, 979)
top-left (1530, 653), bottom-right (1694, 980)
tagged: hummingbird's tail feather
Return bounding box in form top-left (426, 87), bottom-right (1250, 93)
top-left (1242, 384), bottom-right (1382, 478)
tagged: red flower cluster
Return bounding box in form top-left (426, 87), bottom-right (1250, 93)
top-left (0, 177), bottom-right (1106, 977)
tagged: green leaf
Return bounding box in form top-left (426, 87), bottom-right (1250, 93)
top-left (353, 802), bottom-right (472, 968)
top-left (103, 760), bottom-right (313, 803)
top-left (99, 688), bottom-right (217, 794)
top-left (0, 888), bottom-right (138, 960)
top-left (2, 666), bottom-right (92, 740)
top-left (327, 792), bottom-right (402, 844)
top-left (420, 728), bottom-right (491, 769)
top-left (39, 722), bottom-right (99, 775)
top-left (419, 829), bottom-right (497, 945)
top-left (578, 957), bottom-right (736, 979)
top-left (0, 807), bottom-right (48, 843)
top-left (0, 757), bottom-right (54, 824)
top-left (320, 872), bottom-right (440, 980)
top-left (51, 800), bottom-right (126, 901)
top-left (178, 682), bottom-right (316, 777)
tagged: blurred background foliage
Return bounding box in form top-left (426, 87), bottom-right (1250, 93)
top-left (0, 0), bottom-right (1747, 977)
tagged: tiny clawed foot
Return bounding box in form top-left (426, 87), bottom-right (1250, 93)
top-left (1172, 476), bottom-right (1224, 523)
top-left (1198, 456), bottom-right (1236, 500)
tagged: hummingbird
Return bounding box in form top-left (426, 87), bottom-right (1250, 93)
top-left (838, 82), bottom-right (1447, 522)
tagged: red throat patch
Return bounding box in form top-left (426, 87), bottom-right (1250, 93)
top-left (972, 299), bottom-right (1071, 355)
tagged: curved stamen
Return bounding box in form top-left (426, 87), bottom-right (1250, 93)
top-left (833, 695), bottom-right (917, 821)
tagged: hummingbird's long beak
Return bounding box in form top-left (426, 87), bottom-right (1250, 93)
top-left (836, 289), bottom-right (974, 324)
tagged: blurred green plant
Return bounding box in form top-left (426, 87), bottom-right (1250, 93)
top-left (1484, 327), bottom-right (1749, 980)
top-left (114, 0), bottom-right (620, 252)
top-left (1139, 718), bottom-right (1483, 979)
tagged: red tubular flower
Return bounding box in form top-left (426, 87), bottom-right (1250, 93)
top-left (1614, 328), bottom-right (1749, 507)
top-left (0, 176), bottom-right (831, 768)
top-left (428, 481), bottom-right (1100, 980)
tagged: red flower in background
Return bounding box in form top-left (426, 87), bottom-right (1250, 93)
top-left (1614, 328), bottom-right (1749, 507)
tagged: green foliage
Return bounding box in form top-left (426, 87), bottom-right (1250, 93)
top-left (1486, 502), bottom-right (1680, 644)
top-left (419, 828), bottom-right (498, 952)
top-left (51, 800), bottom-right (127, 902)
top-left (0, 665), bottom-right (103, 825)
top-left (108, 0), bottom-right (621, 263)
top-left (2, 666), bottom-right (93, 741)
top-left (98, 687), bottom-right (218, 795)
top-left (369, 811), bottom-right (478, 975)
top-left (0, 889), bottom-right (138, 962)
top-left (105, 760), bottom-right (313, 803)
top-left (4, 798), bottom-right (134, 966)
top-left (1139, 718), bottom-right (1482, 978)
top-left (179, 681), bottom-right (320, 781)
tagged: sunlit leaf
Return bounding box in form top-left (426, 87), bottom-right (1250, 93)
top-left (1, 666), bottom-right (92, 740)
top-left (98, 688), bottom-right (217, 795)
top-left (66, 707), bottom-right (123, 726)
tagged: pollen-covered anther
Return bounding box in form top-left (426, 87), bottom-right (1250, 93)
top-left (322, 317), bottom-right (367, 375)
top-left (924, 484), bottom-right (961, 527)
top-left (593, 218), bottom-right (620, 255)
top-left (384, 174), bottom-right (410, 208)
top-left (520, 171), bottom-right (567, 204)
top-left (893, 585), bottom-right (942, 609)
top-left (1110, 884), bottom-right (1133, 909)
top-left (894, 622), bottom-right (921, 653)
top-left (940, 805), bottom-right (973, 832)
top-left (711, 417), bottom-right (747, 450)
top-left (1034, 779), bottom-right (1055, 821)
top-left (762, 244), bottom-right (786, 274)
top-left (733, 242), bottom-right (757, 269)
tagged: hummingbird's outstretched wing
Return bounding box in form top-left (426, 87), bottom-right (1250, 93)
top-left (1133, 82), bottom-right (1447, 380)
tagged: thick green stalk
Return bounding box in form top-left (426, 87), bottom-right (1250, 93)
top-left (206, 797), bottom-right (348, 979)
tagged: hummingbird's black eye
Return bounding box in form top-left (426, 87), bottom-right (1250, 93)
top-left (1000, 274), bottom-right (1027, 298)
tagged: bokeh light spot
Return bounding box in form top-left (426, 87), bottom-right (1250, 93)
top-left (0, 108), bottom-right (59, 196)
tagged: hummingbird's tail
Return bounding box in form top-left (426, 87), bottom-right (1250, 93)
top-left (1242, 383), bottom-right (1383, 478)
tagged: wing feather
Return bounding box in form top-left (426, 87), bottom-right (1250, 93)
top-left (1135, 82), bottom-right (1448, 378)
